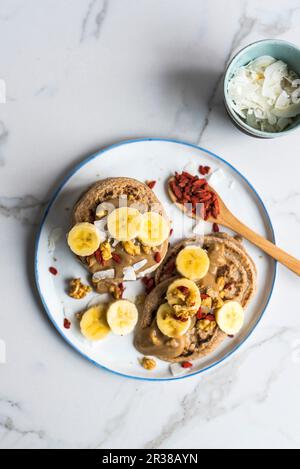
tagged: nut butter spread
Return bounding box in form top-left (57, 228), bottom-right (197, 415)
top-left (199, 242), bottom-right (226, 290)
top-left (135, 318), bottom-right (186, 359)
top-left (137, 234), bottom-right (257, 363)
top-left (135, 244), bottom-right (226, 360)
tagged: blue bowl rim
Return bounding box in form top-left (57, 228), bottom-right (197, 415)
top-left (34, 137), bottom-right (277, 382)
top-left (223, 38), bottom-right (300, 138)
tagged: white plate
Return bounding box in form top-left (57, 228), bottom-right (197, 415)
top-left (35, 138), bottom-right (276, 381)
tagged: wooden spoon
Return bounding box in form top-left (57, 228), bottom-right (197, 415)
top-left (168, 177), bottom-right (300, 276)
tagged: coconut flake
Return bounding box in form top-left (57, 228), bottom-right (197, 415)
top-left (94, 217), bottom-right (108, 243)
top-left (94, 217), bottom-right (108, 231)
top-left (93, 227), bottom-right (107, 243)
top-left (192, 220), bottom-right (205, 235)
top-left (169, 363), bottom-right (188, 377)
top-left (92, 269), bottom-right (115, 281)
top-left (273, 102), bottom-right (300, 118)
top-left (249, 55), bottom-right (276, 73)
top-left (292, 87), bottom-right (300, 104)
top-left (183, 161), bottom-right (198, 175)
top-left (277, 117), bottom-right (292, 131)
top-left (227, 56), bottom-right (300, 132)
top-left (123, 266), bottom-right (137, 281)
top-left (208, 168), bottom-right (225, 186)
top-left (48, 227), bottom-right (62, 252)
top-left (262, 60), bottom-right (287, 101)
top-left (133, 259), bottom-right (148, 271)
top-left (136, 265), bottom-right (157, 278)
top-left (95, 202), bottom-right (115, 219)
top-left (275, 90), bottom-right (290, 109)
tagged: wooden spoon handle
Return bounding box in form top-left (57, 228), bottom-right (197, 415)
top-left (226, 216), bottom-right (300, 276)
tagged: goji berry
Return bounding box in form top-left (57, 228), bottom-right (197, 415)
top-left (212, 223), bottom-right (220, 233)
top-left (177, 285), bottom-right (189, 295)
top-left (64, 318), bottom-right (71, 329)
top-left (199, 165), bottom-right (211, 175)
top-left (206, 314), bottom-right (215, 321)
top-left (112, 253), bottom-right (122, 264)
top-left (118, 282), bottom-right (125, 298)
top-left (154, 252), bottom-right (161, 263)
top-left (95, 249), bottom-right (104, 266)
top-left (181, 361), bottom-right (193, 368)
top-left (146, 180), bottom-right (156, 189)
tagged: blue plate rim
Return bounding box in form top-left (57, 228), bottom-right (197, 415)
top-left (34, 137), bottom-right (277, 382)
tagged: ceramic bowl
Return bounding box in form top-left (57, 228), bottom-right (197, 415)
top-left (224, 39), bottom-right (300, 138)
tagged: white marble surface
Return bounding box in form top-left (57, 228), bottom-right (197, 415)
top-left (1, 0), bottom-right (300, 449)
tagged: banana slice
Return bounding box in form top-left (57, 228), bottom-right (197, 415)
top-left (80, 304), bottom-right (110, 341)
top-left (138, 212), bottom-right (170, 247)
top-left (215, 301), bottom-right (244, 335)
top-left (107, 299), bottom-right (138, 335)
top-left (107, 207), bottom-right (142, 242)
top-left (166, 278), bottom-right (201, 317)
top-left (176, 245), bottom-right (210, 280)
top-left (67, 222), bottom-right (102, 256)
top-left (156, 303), bottom-right (191, 338)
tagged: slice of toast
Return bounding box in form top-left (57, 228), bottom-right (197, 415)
top-left (134, 233), bottom-right (256, 363)
top-left (155, 233), bottom-right (256, 309)
top-left (71, 177), bottom-right (170, 292)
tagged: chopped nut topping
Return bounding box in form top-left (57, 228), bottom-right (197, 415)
top-left (100, 241), bottom-right (112, 261)
top-left (206, 287), bottom-right (218, 299)
top-left (213, 296), bottom-right (224, 309)
top-left (122, 240), bottom-right (141, 256)
top-left (141, 244), bottom-right (152, 254)
top-left (109, 284), bottom-right (124, 300)
top-left (140, 356), bottom-right (156, 370)
top-left (168, 287), bottom-right (197, 319)
top-left (69, 278), bottom-right (92, 299)
top-left (197, 319), bottom-right (216, 333)
top-left (217, 276), bottom-right (225, 291)
top-left (109, 283), bottom-right (125, 299)
top-left (86, 255), bottom-right (97, 268)
top-left (201, 296), bottom-right (212, 309)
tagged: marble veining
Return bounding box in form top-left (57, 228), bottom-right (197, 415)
top-left (1, 0), bottom-right (300, 449)
top-left (0, 195), bottom-right (46, 225)
top-left (143, 327), bottom-right (294, 449)
top-left (0, 120), bottom-right (8, 166)
top-left (80, 0), bottom-right (109, 43)
top-left (196, 2), bottom-right (300, 144)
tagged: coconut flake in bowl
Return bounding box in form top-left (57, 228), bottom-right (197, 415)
top-left (227, 55), bottom-right (300, 132)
